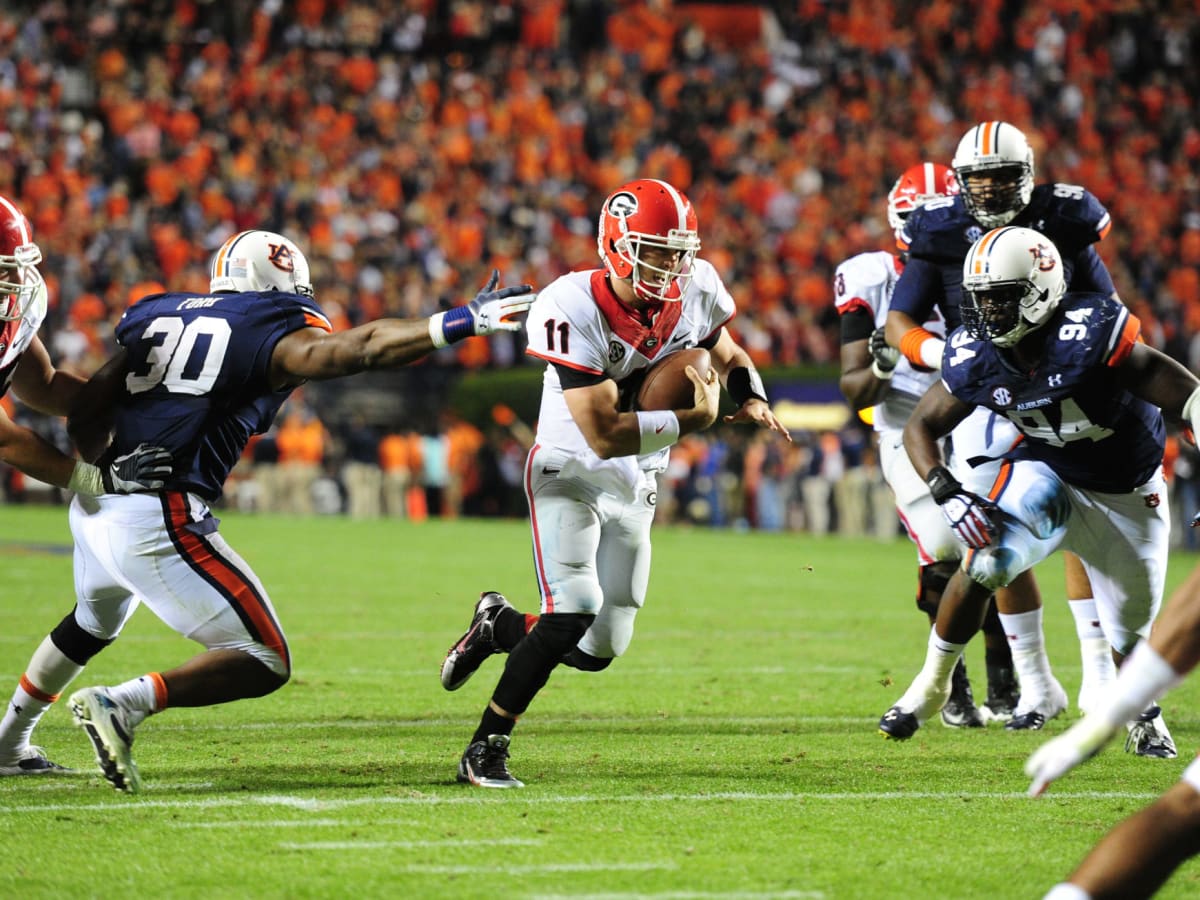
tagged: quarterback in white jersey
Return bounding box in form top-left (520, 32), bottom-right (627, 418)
top-left (440, 178), bottom-right (789, 788)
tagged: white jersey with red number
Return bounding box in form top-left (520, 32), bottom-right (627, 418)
top-left (0, 276), bottom-right (48, 397)
top-left (525, 260), bottom-right (735, 500)
top-left (833, 250), bottom-right (943, 433)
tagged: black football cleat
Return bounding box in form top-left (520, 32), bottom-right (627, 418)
top-left (1005, 679), bottom-right (1068, 732)
top-left (458, 734), bottom-right (524, 788)
top-left (1125, 706), bottom-right (1177, 759)
top-left (879, 706), bottom-right (920, 740)
top-left (940, 659), bottom-right (985, 728)
top-left (440, 591), bottom-right (512, 691)
top-left (984, 664), bottom-right (1019, 723)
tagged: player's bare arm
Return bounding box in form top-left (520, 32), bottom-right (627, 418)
top-left (269, 320), bottom-right (437, 388)
top-left (1115, 342), bottom-right (1200, 420)
top-left (0, 404), bottom-right (81, 488)
top-left (562, 368), bottom-right (719, 459)
top-left (839, 337), bottom-right (890, 410)
top-left (9, 335), bottom-right (85, 416)
top-left (902, 380), bottom-right (973, 479)
top-left (708, 328), bottom-right (790, 439)
top-left (66, 349), bottom-right (127, 462)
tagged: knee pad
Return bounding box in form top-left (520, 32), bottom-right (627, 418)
top-left (562, 648), bottom-right (613, 672)
top-left (49, 608), bottom-right (114, 666)
top-left (917, 562), bottom-right (956, 618)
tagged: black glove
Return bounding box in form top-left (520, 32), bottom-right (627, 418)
top-left (102, 444), bottom-right (173, 494)
top-left (926, 465), bottom-right (996, 549)
top-left (869, 327), bottom-right (900, 379)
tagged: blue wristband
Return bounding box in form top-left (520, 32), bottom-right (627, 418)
top-left (440, 306), bottom-right (475, 345)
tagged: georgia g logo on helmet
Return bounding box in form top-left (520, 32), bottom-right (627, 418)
top-left (606, 192), bottom-right (638, 223)
top-left (267, 242), bottom-right (296, 273)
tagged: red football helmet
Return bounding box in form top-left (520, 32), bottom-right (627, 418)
top-left (886, 162), bottom-right (958, 245)
top-left (0, 195), bottom-right (43, 322)
top-left (597, 179), bottom-right (701, 303)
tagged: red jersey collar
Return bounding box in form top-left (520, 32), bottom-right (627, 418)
top-left (590, 270), bottom-right (682, 359)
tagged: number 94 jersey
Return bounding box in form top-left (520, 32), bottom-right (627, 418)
top-left (940, 292), bottom-right (1163, 493)
top-left (110, 290), bottom-right (332, 501)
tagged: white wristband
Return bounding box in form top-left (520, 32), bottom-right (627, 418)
top-left (67, 461), bottom-right (104, 496)
top-left (920, 336), bottom-right (945, 371)
top-left (636, 410), bottom-right (680, 454)
top-left (428, 312), bottom-right (449, 349)
top-left (870, 359), bottom-right (894, 380)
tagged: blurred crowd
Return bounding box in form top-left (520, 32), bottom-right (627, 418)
top-left (2, 0), bottom-right (1200, 530)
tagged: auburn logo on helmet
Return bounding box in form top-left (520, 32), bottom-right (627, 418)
top-left (1031, 242), bottom-right (1057, 272)
top-left (267, 243), bottom-right (296, 273)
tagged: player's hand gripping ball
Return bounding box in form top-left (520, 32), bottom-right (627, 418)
top-left (636, 348), bottom-right (712, 411)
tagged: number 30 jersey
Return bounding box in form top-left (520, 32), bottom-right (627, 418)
top-left (940, 291), bottom-right (1163, 493)
top-left (108, 290), bottom-right (332, 501)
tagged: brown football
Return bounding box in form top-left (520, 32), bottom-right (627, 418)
top-left (635, 347), bottom-right (712, 411)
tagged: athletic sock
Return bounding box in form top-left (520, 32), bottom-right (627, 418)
top-left (472, 706), bottom-right (517, 745)
top-left (1068, 598), bottom-right (1116, 691)
top-left (999, 608), bottom-right (1055, 699)
top-left (0, 636), bottom-right (84, 760)
top-left (108, 673), bottom-right (167, 727)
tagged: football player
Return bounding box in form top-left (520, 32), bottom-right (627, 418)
top-left (837, 162), bottom-right (1027, 728)
top-left (0, 195), bottom-right (171, 777)
top-left (1028, 563), bottom-right (1200, 899)
top-left (882, 122), bottom-right (1122, 727)
top-left (439, 178), bottom-right (789, 787)
top-left (879, 226), bottom-right (1187, 761)
top-left (0, 230), bottom-right (533, 791)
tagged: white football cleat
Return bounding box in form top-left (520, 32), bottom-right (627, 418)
top-left (70, 687), bottom-right (142, 793)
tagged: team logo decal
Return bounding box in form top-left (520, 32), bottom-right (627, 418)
top-left (607, 191), bottom-right (638, 218)
top-left (1030, 241), bottom-right (1058, 273)
top-left (267, 243), bottom-right (296, 273)
top-left (646, 491), bottom-right (657, 507)
top-left (608, 340), bottom-right (626, 363)
top-left (1145, 493), bottom-right (1161, 508)
top-left (965, 225), bottom-right (983, 244)
top-left (644, 336), bottom-right (659, 349)
top-left (991, 386), bottom-right (1012, 406)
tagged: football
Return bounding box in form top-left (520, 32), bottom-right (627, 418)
top-left (636, 347), bottom-right (712, 411)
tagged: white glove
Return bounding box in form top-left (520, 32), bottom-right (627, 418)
top-left (1024, 714), bottom-right (1121, 797)
top-left (940, 491), bottom-right (997, 549)
top-left (429, 269), bottom-right (536, 347)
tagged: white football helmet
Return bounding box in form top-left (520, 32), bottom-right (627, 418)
top-left (209, 230), bottom-right (313, 296)
top-left (952, 121), bottom-right (1035, 228)
top-left (961, 226), bottom-right (1065, 348)
top-left (0, 194), bottom-right (44, 323)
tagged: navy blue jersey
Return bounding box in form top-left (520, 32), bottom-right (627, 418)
top-left (893, 183), bottom-right (1115, 331)
top-left (941, 292), bottom-right (1162, 492)
top-left (106, 290), bottom-right (332, 501)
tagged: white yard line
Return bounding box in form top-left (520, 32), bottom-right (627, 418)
top-left (0, 789), bottom-right (1160, 815)
top-left (278, 837), bottom-right (542, 849)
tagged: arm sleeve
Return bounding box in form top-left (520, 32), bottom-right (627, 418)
top-left (839, 306), bottom-right (875, 344)
top-left (1068, 246), bottom-right (1116, 297)
top-left (889, 256), bottom-right (941, 322)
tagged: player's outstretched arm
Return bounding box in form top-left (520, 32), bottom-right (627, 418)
top-left (270, 270), bottom-right (535, 387)
top-left (9, 335), bottom-right (86, 417)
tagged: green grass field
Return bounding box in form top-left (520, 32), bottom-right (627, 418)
top-left (2, 506), bottom-right (1199, 899)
